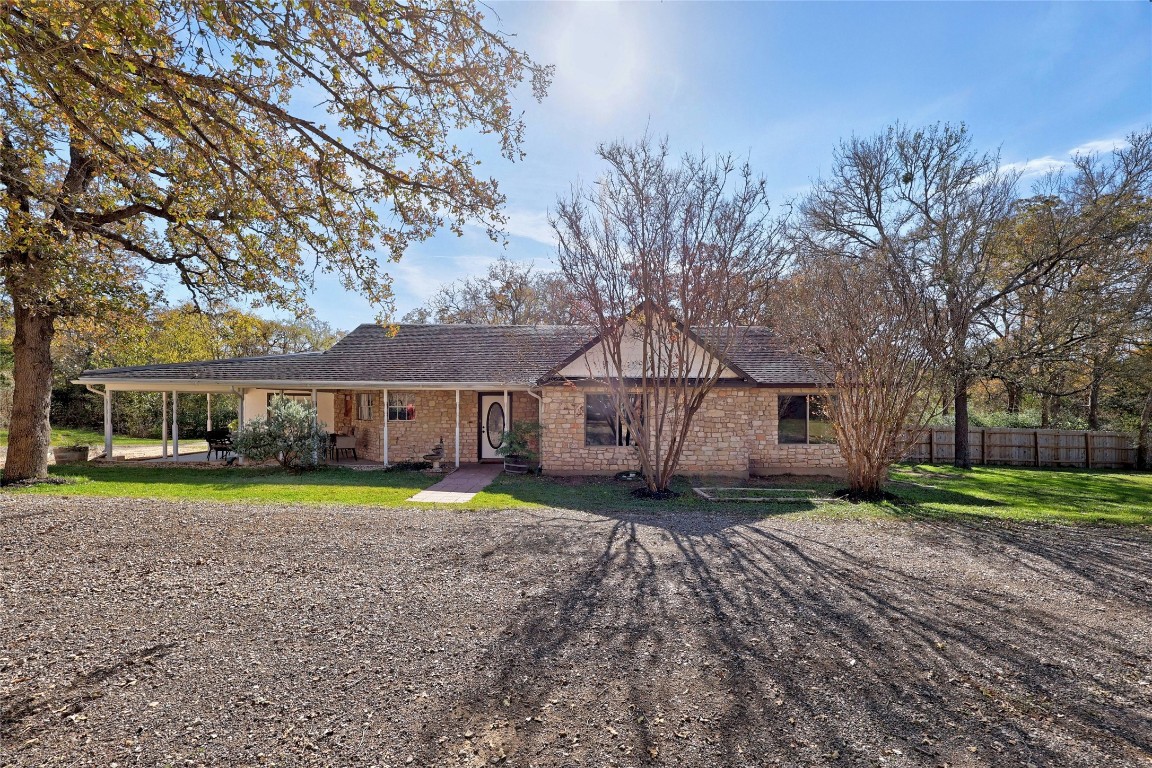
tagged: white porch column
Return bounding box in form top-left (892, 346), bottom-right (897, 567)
top-left (171, 391), bottom-right (179, 459)
top-left (103, 388), bottom-right (113, 460)
top-left (236, 389), bottom-right (245, 465)
top-left (503, 389), bottom-right (510, 444)
top-left (161, 392), bottom-right (168, 458)
top-left (206, 393), bottom-right (212, 432)
top-left (455, 389), bottom-right (461, 468)
top-left (311, 388), bottom-right (318, 463)
top-left (381, 388), bottom-right (389, 466)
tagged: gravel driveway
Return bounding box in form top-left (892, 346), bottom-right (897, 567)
top-left (2, 495), bottom-right (1150, 767)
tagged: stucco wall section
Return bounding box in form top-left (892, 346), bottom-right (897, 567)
top-left (241, 389), bottom-right (334, 430)
top-left (330, 390), bottom-right (538, 464)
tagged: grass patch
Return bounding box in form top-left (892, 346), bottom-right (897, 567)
top-left (469, 466), bottom-right (1152, 526)
top-left (692, 487), bottom-right (830, 502)
top-left (5, 462), bottom-right (1149, 526)
top-left (887, 464), bottom-right (1152, 526)
top-left (1, 428), bottom-right (198, 448)
top-left (10, 464), bottom-right (436, 506)
top-left (466, 474), bottom-right (829, 516)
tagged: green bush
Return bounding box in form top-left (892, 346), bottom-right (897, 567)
top-left (496, 421), bottom-right (542, 464)
top-left (232, 396), bottom-right (328, 472)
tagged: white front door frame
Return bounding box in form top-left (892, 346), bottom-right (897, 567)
top-left (478, 393), bottom-right (507, 461)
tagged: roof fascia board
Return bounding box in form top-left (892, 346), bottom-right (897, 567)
top-left (73, 378), bottom-right (535, 390)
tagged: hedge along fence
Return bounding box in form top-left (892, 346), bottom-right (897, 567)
top-left (902, 427), bottom-right (1138, 469)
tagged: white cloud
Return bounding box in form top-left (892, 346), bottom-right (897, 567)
top-left (1001, 135), bottom-right (1130, 180)
top-left (502, 208), bottom-right (558, 246)
top-left (1000, 156), bottom-right (1071, 178)
top-left (387, 252), bottom-right (499, 311)
top-left (1068, 137), bottom-right (1129, 156)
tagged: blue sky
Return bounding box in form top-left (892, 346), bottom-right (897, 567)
top-left (301, 1), bottom-right (1151, 330)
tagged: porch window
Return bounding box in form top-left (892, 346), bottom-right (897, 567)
top-left (777, 395), bottom-right (835, 444)
top-left (388, 392), bottom-right (416, 421)
top-left (356, 393), bottom-right (374, 421)
top-left (585, 394), bottom-right (643, 447)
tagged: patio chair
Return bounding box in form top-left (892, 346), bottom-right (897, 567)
top-left (205, 429), bottom-right (234, 461)
top-left (331, 434), bottom-right (358, 461)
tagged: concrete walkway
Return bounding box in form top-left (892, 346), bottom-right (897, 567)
top-left (409, 463), bottom-right (503, 503)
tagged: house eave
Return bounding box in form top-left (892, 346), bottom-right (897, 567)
top-left (72, 378), bottom-right (536, 392)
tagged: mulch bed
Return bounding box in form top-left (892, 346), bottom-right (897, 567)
top-left (1, 495), bottom-right (1150, 767)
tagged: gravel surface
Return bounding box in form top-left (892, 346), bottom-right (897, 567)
top-left (2, 494), bottom-right (1150, 767)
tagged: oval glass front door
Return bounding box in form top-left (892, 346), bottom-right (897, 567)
top-left (486, 402), bottom-right (505, 449)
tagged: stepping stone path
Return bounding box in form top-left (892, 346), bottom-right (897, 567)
top-left (408, 463), bottom-right (503, 503)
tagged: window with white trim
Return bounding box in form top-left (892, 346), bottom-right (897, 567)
top-left (356, 393), bottom-right (374, 421)
top-left (388, 392), bottom-right (416, 421)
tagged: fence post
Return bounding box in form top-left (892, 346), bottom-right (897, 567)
top-left (1085, 432), bottom-right (1092, 469)
top-left (980, 428), bottom-right (986, 465)
top-left (1034, 430), bottom-right (1041, 467)
top-left (928, 429), bottom-right (935, 464)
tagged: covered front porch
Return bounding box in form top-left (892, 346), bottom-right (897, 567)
top-left (82, 382), bottom-right (539, 469)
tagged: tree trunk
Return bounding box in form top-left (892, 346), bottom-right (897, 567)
top-left (953, 377), bottom-right (971, 469)
top-left (1005, 381), bottom-right (1023, 414)
top-left (1138, 387), bottom-right (1152, 471)
top-left (2, 304), bottom-right (56, 484)
top-left (1041, 396), bottom-right (1051, 429)
top-left (1087, 375), bottom-right (1102, 431)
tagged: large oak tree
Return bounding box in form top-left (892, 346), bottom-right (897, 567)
top-left (0, 0), bottom-right (549, 482)
top-left (799, 123), bottom-right (1152, 468)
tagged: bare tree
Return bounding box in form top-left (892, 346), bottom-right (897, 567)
top-left (800, 123), bottom-right (1152, 468)
top-left (552, 137), bottom-right (785, 494)
top-left (774, 254), bottom-right (946, 497)
top-left (400, 256), bottom-right (578, 325)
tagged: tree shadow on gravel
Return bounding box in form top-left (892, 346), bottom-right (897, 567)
top-left (2, 642), bottom-right (176, 738)
top-left (417, 512), bottom-right (1152, 767)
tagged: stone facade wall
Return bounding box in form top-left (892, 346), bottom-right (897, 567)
top-left (747, 388), bottom-right (845, 473)
top-left (331, 390), bottom-right (538, 464)
top-left (540, 385), bottom-right (846, 477)
top-left (540, 386), bottom-right (641, 475)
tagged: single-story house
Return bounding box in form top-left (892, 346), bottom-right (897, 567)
top-left (75, 320), bottom-right (844, 477)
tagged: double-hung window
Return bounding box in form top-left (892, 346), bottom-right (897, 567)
top-left (777, 395), bottom-right (836, 444)
top-left (387, 393), bottom-right (416, 421)
top-left (585, 394), bottom-right (644, 447)
top-left (356, 393), bottom-right (374, 421)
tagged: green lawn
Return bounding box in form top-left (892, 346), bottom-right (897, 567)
top-left (6, 463), bottom-right (1151, 526)
top-left (15, 464), bottom-right (436, 506)
top-left (0, 428), bottom-right (196, 448)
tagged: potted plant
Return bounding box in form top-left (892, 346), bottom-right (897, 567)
top-left (496, 421), bottom-right (542, 474)
top-left (52, 444), bottom-right (91, 464)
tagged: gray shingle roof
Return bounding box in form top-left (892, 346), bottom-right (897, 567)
top-left (79, 322), bottom-right (824, 387)
top-left (709, 327), bottom-right (828, 385)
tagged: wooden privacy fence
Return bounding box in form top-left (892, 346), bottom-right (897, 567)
top-left (902, 427), bottom-right (1138, 469)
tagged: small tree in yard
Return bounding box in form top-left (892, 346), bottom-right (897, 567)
top-left (232, 397), bottom-right (328, 473)
top-left (552, 137), bottom-right (785, 494)
top-left (774, 255), bottom-right (946, 499)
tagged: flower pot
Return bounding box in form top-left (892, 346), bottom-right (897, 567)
top-left (503, 455), bottom-right (531, 474)
top-left (52, 447), bottom-right (90, 464)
